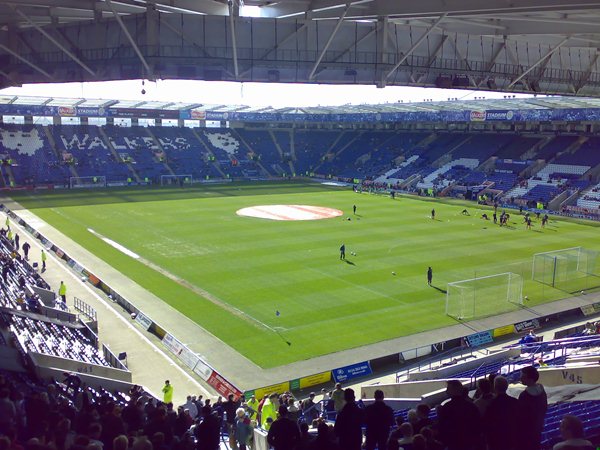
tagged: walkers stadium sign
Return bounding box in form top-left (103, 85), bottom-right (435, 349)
top-left (470, 110), bottom-right (515, 122)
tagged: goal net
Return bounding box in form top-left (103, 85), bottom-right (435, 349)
top-left (532, 247), bottom-right (600, 292)
top-left (446, 272), bottom-right (523, 321)
top-left (160, 174), bottom-right (193, 186)
top-left (69, 176), bottom-right (107, 189)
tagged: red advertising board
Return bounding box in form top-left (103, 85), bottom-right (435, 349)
top-left (207, 371), bottom-right (243, 400)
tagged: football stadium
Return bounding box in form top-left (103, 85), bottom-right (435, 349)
top-left (3, 1), bottom-right (600, 449)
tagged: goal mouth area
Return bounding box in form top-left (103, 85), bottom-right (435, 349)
top-left (69, 176), bottom-right (107, 189)
top-left (446, 272), bottom-right (523, 321)
top-left (532, 247), bottom-right (600, 293)
top-left (160, 175), bottom-right (193, 186)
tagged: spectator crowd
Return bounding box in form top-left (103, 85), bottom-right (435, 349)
top-left (0, 366), bottom-right (596, 450)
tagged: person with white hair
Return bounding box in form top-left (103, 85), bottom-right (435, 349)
top-left (233, 407), bottom-right (253, 450)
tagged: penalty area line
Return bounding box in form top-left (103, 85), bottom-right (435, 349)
top-left (86, 228), bottom-right (285, 335)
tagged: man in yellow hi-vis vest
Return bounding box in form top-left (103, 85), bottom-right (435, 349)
top-left (162, 380), bottom-right (173, 404)
top-left (41, 250), bottom-right (47, 271)
top-left (58, 281), bottom-right (67, 302)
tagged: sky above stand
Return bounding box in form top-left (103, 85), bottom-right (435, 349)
top-left (0, 79), bottom-right (535, 108)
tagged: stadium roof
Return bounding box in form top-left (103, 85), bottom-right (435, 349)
top-left (5, 94), bottom-right (600, 115)
top-left (3, 1), bottom-right (600, 95)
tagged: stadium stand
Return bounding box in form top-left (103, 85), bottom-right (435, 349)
top-left (0, 125), bottom-right (67, 186)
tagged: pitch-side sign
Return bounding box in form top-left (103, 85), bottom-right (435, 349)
top-left (332, 361), bottom-right (372, 383)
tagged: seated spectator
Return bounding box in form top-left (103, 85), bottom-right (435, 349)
top-left (519, 330), bottom-right (538, 345)
top-left (387, 416), bottom-right (404, 448)
top-left (397, 422), bottom-right (414, 448)
top-left (420, 427), bottom-right (443, 450)
top-left (552, 415), bottom-right (594, 450)
top-left (411, 434), bottom-right (427, 450)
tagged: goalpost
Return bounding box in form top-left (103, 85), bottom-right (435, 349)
top-left (160, 174), bottom-right (193, 186)
top-left (446, 272), bottom-right (523, 321)
top-left (69, 176), bottom-right (107, 189)
top-left (532, 247), bottom-right (599, 292)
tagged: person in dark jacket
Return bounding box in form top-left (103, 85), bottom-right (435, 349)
top-left (517, 366), bottom-right (548, 450)
top-left (364, 390), bottom-right (394, 450)
top-left (267, 405), bottom-right (301, 450)
top-left (195, 406), bottom-right (221, 450)
top-left (334, 388), bottom-right (364, 450)
top-left (484, 375), bottom-right (520, 450)
top-left (309, 422), bottom-right (339, 450)
top-left (437, 380), bottom-right (482, 450)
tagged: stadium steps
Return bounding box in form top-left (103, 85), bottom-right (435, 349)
top-left (144, 127), bottom-right (177, 176)
top-left (267, 130), bottom-right (288, 177)
top-left (546, 136), bottom-right (587, 165)
top-left (191, 129), bottom-right (227, 178)
top-left (521, 135), bottom-right (552, 160)
top-left (314, 131), bottom-right (362, 173)
top-left (230, 128), bottom-right (277, 177)
top-left (416, 132), bottom-right (438, 148)
top-left (287, 129), bottom-right (297, 176)
top-left (432, 135), bottom-right (472, 167)
top-left (97, 127), bottom-right (141, 182)
top-left (42, 125), bottom-right (77, 179)
top-left (3, 166), bottom-right (16, 187)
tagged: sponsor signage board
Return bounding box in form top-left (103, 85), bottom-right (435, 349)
top-left (332, 361), bottom-right (372, 383)
top-left (514, 318), bottom-right (541, 333)
top-left (135, 312), bottom-right (153, 331)
top-left (465, 331), bottom-right (493, 347)
top-left (493, 324), bottom-right (516, 337)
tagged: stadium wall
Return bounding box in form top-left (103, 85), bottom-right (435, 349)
top-left (35, 365), bottom-right (137, 392)
top-left (538, 365), bottom-right (600, 386)
top-left (361, 379), bottom-right (470, 399)
top-left (407, 348), bottom-right (521, 381)
top-left (29, 352), bottom-right (132, 382)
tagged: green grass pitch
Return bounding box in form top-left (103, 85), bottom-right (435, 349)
top-left (9, 181), bottom-right (600, 368)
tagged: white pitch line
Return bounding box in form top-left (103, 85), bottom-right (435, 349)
top-left (4, 212), bottom-right (212, 399)
top-left (305, 266), bottom-right (407, 304)
top-left (88, 228), bottom-right (140, 259)
top-left (89, 227), bottom-right (282, 335)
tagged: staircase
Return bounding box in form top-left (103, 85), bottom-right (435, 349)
top-left (98, 127), bottom-right (141, 182)
top-left (43, 125), bottom-right (78, 179)
top-left (191, 129), bottom-right (226, 178)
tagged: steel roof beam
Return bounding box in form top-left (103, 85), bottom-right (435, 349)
top-left (508, 36), bottom-right (569, 88)
top-left (229, 0), bottom-right (239, 78)
top-left (11, 6), bottom-right (96, 77)
top-left (0, 42), bottom-right (53, 79)
top-left (105, 0), bottom-right (153, 79)
top-left (384, 14), bottom-right (446, 82)
top-left (308, 3), bottom-right (351, 81)
top-left (576, 52), bottom-right (600, 93)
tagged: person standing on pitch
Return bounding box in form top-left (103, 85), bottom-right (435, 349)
top-left (340, 243), bottom-right (346, 260)
top-left (353, 205), bottom-right (357, 214)
top-left (431, 208), bottom-right (436, 220)
top-left (58, 281), bottom-right (67, 303)
top-left (427, 267), bottom-right (433, 286)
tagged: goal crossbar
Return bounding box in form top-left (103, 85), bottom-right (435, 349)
top-left (446, 271), bottom-right (523, 320)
